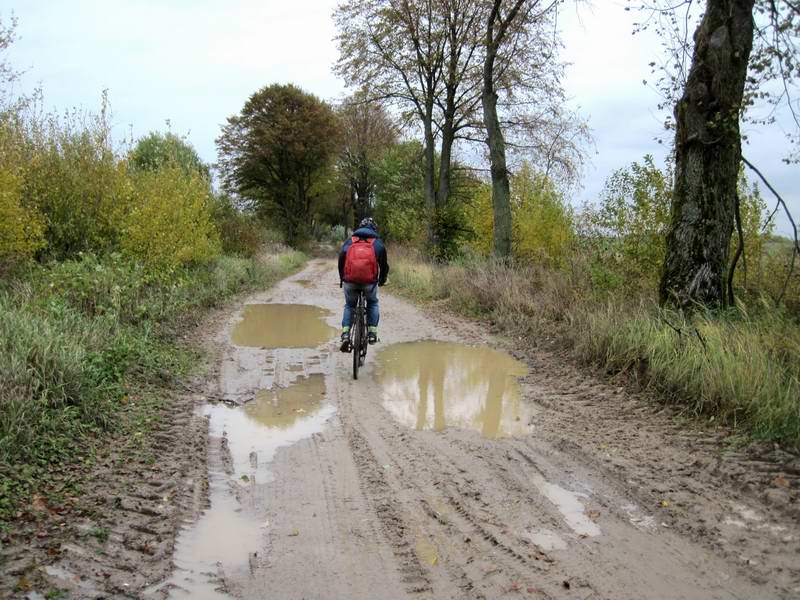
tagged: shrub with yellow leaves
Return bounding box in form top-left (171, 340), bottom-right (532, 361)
top-left (0, 167), bottom-right (45, 263)
top-left (465, 162), bottom-right (574, 265)
top-left (120, 166), bottom-right (220, 272)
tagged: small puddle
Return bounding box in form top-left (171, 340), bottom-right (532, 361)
top-left (156, 374), bottom-right (335, 598)
top-left (245, 374), bottom-right (325, 430)
top-left (530, 473), bottom-right (601, 538)
top-left (376, 341), bottom-right (533, 439)
top-left (231, 304), bottom-right (337, 348)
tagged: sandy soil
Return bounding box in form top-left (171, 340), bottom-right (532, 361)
top-left (6, 258), bottom-right (799, 599)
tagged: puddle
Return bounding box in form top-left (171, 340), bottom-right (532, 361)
top-left (245, 374), bottom-right (325, 430)
top-left (155, 375), bottom-right (335, 598)
top-left (231, 304), bottom-right (337, 348)
top-left (529, 473), bottom-right (601, 537)
top-left (376, 341), bottom-right (533, 439)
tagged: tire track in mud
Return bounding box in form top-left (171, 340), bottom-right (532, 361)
top-left (343, 408), bottom-right (586, 600)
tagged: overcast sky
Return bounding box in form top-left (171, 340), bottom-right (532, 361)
top-left (4, 0), bottom-right (797, 235)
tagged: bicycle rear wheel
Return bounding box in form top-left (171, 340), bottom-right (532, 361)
top-left (352, 310), bottom-right (361, 380)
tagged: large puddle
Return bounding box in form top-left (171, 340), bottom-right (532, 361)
top-left (155, 374), bottom-right (335, 598)
top-left (376, 341), bottom-right (534, 439)
top-left (231, 304), bottom-right (337, 348)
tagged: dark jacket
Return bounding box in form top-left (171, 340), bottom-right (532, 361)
top-left (338, 226), bottom-right (390, 285)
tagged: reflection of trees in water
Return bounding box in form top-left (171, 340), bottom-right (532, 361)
top-left (379, 342), bottom-right (526, 438)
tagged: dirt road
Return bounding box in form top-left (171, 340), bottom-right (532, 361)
top-left (152, 259), bottom-right (799, 600)
top-left (139, 260), bottom-right (800, 600)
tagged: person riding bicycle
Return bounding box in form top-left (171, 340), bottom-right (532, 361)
top-left (338, 217), bottom-right (389, 352)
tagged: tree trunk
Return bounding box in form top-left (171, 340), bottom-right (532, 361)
top-left (482, 6), bottom-right (512, 259)
top-left (423, 105), bottom-right (439, 249)
top-left (659, 0), bottom-right (755, 308)
top-left (437, 118), bottom-right (454, 209)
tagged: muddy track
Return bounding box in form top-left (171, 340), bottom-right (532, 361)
top-left (171, 259), bottom-right (800, 600)
top-left (6, 258), bottom-right (798, 599)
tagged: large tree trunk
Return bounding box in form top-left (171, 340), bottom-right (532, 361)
top-left (423, 105), bottom-right (439, 248)
top-left (483, 85), bottom-right (512, 257)
top-left (659, 0), bottom-right (755, 308)
top-left (482, 3), bottom-right (513, 258)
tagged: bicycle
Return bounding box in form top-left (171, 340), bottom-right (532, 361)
top-left (349, 288), bottom-right (369, 380)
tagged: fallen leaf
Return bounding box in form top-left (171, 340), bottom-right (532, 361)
top-left (527, 586), bottom-right (538, 593)
top-left (772, 474), bottom-right (789, 488)
top-left (288, 529), bottom-right (299, 537)
top-left (587, 510), bottom-right (601, 522)
top-left (31, 494), bottom-right (47, 512)
top-left (660, 500), bottom-right (671, 508)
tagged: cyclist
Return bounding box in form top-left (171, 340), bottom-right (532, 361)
top-left (338, 217), bottom-right (389, 352)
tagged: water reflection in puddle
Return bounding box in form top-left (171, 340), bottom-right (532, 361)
top-left (245, 374), bottom-right (325, 430)
top-left (231, 304), bottom-right (337, 348)
top-left (157, 374), bottom-right (335, 599)
top-left (376, 341), bottom-right (533, 439)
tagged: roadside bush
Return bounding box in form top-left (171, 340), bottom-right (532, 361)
top-left (212, 194), bottom-right (266, 258)
top-left (0, 248), bottom-right (308, 520)
top-left (465, 163), bottom-right (574, 265)
top-left (581, 155), bottom-right (671, 290)
top-left (129, 131), bottom-right (210, 179)
top-left (0, 167), bottom-right (45, 264)
top-left (121, 166), bottom-right (220, 272)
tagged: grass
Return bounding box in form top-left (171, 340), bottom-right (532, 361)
top-left (0, 247), bottom-right (307, 522)
top-left (389, 248), bottom-right (800, 447)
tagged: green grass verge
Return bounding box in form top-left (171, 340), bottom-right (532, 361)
top-left (389, 252), bottom-right (800, 448)
top-left (0, 248), bottom-right (307, 522)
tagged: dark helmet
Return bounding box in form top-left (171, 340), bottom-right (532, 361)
top-left (358, 217), bottom-right (378, 233)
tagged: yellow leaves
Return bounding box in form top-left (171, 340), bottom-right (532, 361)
top-left (772, 474), bottom-right (789, 488)
top-left (464, 162), bottom-right (574, 265)
top-left (120, 166), bottom-right (220, 273)
top-left (0, 168), bottom-right (46, 262)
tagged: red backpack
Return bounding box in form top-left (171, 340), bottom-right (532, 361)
top-left (344, 236), bottom-right (379, 284)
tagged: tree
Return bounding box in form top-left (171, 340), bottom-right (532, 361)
top-left (129, 132), bottom-right (209, 179)
top-left (216, 84), bottom-right (340, 245)
top-left (637, 0), bottom-right (798, 307)
top-left (337, 95), bottom-right (398, 228)
top-left (335, 0), bottom-right (484, 248)
top-left (481, 0), bottom-right (585, 258)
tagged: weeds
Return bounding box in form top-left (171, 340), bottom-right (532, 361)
top-left (0, 248), bottom-right (307, 522)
